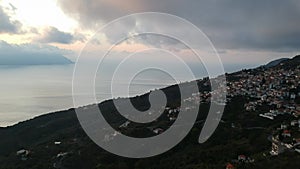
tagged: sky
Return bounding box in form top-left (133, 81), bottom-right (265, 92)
top-left (0, 0), bottom-right (300, 66)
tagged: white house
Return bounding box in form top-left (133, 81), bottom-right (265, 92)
top-left (290, 93), bottom-right (296, 99)
top-left (57, 152), bottom-right (68, 158)
top-left (54, 141), bottom-right (61, 145)
top-left (16, 149), bottom-right (29, 156)
top-left (281, 124), bottom-right (288, 129)
top-left (291, 120), bottom-right (298, 126)
top-left (119, 121), bottom-right (130, 128)
top-left (153, 128), bottom-right (164, 134)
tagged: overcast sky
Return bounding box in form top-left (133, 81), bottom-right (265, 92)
top-left (0, 0), bottom-right (299, 66)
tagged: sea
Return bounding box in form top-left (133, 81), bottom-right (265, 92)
top-left (0, 63), bottom-right (256, 127)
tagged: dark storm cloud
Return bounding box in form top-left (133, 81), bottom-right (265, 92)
top-left (0, 6), bottom-right (22, 34)
top-left (57, 0), bottom-right (300, 52)
top-left (57, 0), bottom-right (144, 29)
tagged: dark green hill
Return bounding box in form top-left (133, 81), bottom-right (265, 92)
top-left (264, 58), bottom-right (289, 68)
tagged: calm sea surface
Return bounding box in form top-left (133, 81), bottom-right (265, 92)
top-left (0, 64), bottom-right (189, 127)
top-left (0, 63), bottom-right (256, 127)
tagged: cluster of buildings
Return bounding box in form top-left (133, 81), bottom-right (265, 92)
top-left (227, 67), bottom-right (300, 119)
top-left (224, 66), bottom-right (300, 157)
top-left (270, 120), bottom-right (300, 155)
top-left (225, 154), bottom-right (254, 169)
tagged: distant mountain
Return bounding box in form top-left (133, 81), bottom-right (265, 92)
top-left (0, 41), bottom-right (73, 65)
top-left (264, 58), bottom-right (289, 68)
top-left (0, 53), bottom-right (73, 65)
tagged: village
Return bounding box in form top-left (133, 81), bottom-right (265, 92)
top-left (226, 66), bottom-right (300, 156)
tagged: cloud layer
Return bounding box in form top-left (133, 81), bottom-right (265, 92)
top-left (36, 27), bottom-right (76, 44)
top-left (57, 0), bottom-right (300, 52)
top-left (0, 6), bottom-right (22, 34)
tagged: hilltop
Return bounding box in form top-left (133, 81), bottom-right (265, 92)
top-left (263, 58), bottom-right (289, 68)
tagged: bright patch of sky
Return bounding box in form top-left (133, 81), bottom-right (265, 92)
top-left (1, 0), bottom-right (77, 32)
